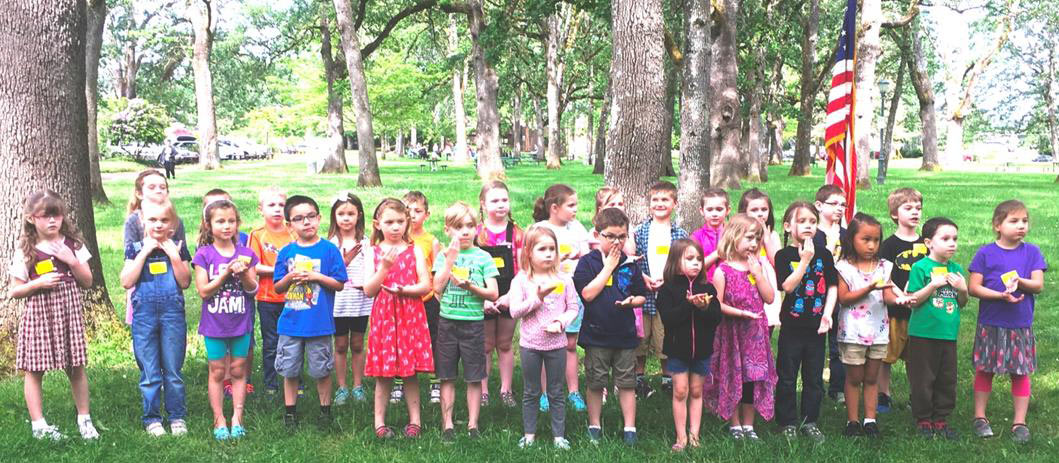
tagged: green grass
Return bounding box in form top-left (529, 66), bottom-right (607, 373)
top-left (2, 158), bottom-right (1057, 462)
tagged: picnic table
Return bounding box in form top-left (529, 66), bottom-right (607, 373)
top-left (420, 158), bottom-right (446, 171)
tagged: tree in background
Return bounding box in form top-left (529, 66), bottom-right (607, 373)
top-left (189, 0), bottom-right (221, 170)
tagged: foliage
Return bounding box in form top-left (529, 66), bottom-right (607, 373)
top-left (100, 97), bottom-right (171, 147)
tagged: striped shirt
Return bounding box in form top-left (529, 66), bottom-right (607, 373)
top-left (331, 237), bottom-right (374, 317)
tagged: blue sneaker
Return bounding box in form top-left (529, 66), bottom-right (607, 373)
top-left (213, 426), bottom-right (230, 441)
top-left (568, 392), bottom-right (586, 412)
top-left (877, 393), bottom-right (892, 413)
top-left (334, 387), bottom-right (350, 406)
top-left (229, 425), bottom-right (246, 439)
top-left (351, 386), bottom-right (368, 402)
top-left (623, 430), bottom-right (637, 446)
top-left (587, 426), bottom-right (602, 444)
top-left (540, 395), bottom-right (549, 412)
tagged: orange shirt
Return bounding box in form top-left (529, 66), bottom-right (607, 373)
top-left (411, 230), bottom-right (438, 301)
top-left (248, 225), bottom-right (294, 303)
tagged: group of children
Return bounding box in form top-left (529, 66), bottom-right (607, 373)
top-left (9, 169), bottom-right (1046, 450)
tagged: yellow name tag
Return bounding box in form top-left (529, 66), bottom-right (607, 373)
top-left (296, 260), bottom-right (314, 272)
top-left (759, 247), bottom-right (767, 257)
top-left (1001, 270), bottom-right (1019, 286)
top-left (560, 262), bottom-right (574, 274)
top-left (931, 267), bottom-right (948, 277)
top-left (493, 257), bottom-right (505, 269)
top-left (34, 259), bottom-right (55, 275)
top-left (790, 262), bottom-right (800, 272)
top-left (559, 243), bottom-right (572, 255)
top-left (451, 266), bottom-right (470, 280)
top-left (656, 245), bottom-right (670, 255)
top-left (553, 282), bottom-right (565, 294)
top-left (748, 273), bottom-right (757, 285)
top-left (874, 277), bottom-right (885, 286)
top-left (913, 243), bottom-right (927, 255)
top-left (606, 275), bottom-right (613, 286)
top-left (149, 261), bottom-right (168, 275)
top-left (237, 255), bottom-right (252, 265)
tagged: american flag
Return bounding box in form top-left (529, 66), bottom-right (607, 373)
top-left (824, 0), bottom-right (858, 224)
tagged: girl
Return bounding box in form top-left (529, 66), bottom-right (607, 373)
top-left (532, 184), bottom-right (591, 412)
top-left (120, 199), bottom-right (191, 437)
top-left (656, 239), bottom-right (721, 451)
top-left (968, 200), bottom-right (1046, 443)
top-left (738, 188), bottom-right (782, 329)
top-left (588, 186), bottom-right (624, 252)
top-left (508, 227), bottom-right (579, 449)
top-left (476, 181), bottom-right (524, 408)
top-left (328, 191), bottom-right (374, 405)
top-left (691, 188), bottom-right (730, 283)
top-left (835, 213), bottom-right (912, 438)
top-left (8, 191), bottom-right (98, 440)
top-left (192, 200), bottom-right (259, 440)
top-left (363, 198), bottom-right (434, 439)
top-left (704, 214), bottom-right (776, 441)
top-left (123, 169), bottom-right (189, 324)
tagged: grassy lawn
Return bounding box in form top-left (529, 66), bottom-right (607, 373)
top-left (1, 159), bottom-right (1056, 462)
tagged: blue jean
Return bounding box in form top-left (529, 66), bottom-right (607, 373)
top-left (132, 294), bottom-right (187, 426)
top-left (257, 301), bottom-right (283, 390)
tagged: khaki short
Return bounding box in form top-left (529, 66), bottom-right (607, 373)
top-left (884, 318), bottom-right (910, 364)
top-left (584, 347), bottom-right (637, 390)
top-left (636, 312), bottom-right (666, 359)
top-left (838, 342), bottom-right (888, 366)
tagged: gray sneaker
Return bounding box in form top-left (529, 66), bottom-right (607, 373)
top-left (729, 427), bottom-right (744, 440)
top-left (1011, 424), bottom-right (1030, 444)
top-left (781, 425), bottom-right (798, 440)
top-left (973, 418), bottom-right (994, 438)
top-left (801, 423), bottom-right (826, 443)
top-left (743, 428), bottom-right (761, 442)
top-left (587, 426), bottom-right (603, 444)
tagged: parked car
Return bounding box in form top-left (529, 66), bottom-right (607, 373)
top-left (1033, 154), bottom-right (1054, 162)
top-left (172, 140), bottom-right (199, 164)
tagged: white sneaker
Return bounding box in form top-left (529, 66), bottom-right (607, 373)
top-left (78, 418), bottom-right (100, 440)
top-left (554, 437), bottom-right (571, 450)
top-left (429, 384), bottom-right (441, 404)
top-left (32, 424), bottom-right (65, 441)
top-left (145, 422), bottom-right (166, 437)
top-left (169, 419), bottom-right (188, 436)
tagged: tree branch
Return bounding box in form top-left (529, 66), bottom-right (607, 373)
top-left (354, 0), bottom-right (367, 31)
top-left (881, 1), bottom-right (920, 29)
top-left (360, 0), bottom-right (438, 59)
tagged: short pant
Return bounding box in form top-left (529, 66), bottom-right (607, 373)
top-left (839, 342), bottom-right (888, 365)
top-left (584, 346), bottom-right (637, 390)
top-left (334, 316), bottom-right (369, 335)
top-left (204, 333), bottom-right (252, 361)
top-left (435, 318), bottom-right (487, 382)
top-left (667, 356), bottom-right (710, 376)
top-left (275, 334), bottom-right (333, 379)
top-left (636, 312), bottom-right (666, 359)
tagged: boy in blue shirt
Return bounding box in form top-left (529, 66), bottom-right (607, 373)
top-left (273, 195), bottom-right (348, 431)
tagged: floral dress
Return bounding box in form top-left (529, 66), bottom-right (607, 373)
top-left (704, 263), bottom-right (777, 420)
top-left (364, 245), bottom-right (434, 378)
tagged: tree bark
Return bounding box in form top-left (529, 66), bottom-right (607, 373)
top-left (318, 11), bottom-right (347, 174)
top-left (117, 42), bottom-right (139, 99)
top-left (465, 0), bottom-right (504, 180)
top-left (677, 0), bottom-right (710, 228)
top-left (852, 0), bottom-right (881, 190)
top-left (789, 0), bottom-right (818, 176)
top-left (899, 19), bottom-right (940, 171)
top-left (1046, 48), bottom-right (1059, 165)
top-left (85, 0), bottom-right (108, 204)
top-left (449, 14), bottom-right (469, 164)
top-left (533, 98), bottom-right (546, 159)
top-left (333, 0), bottom-right (381, 186)
top-left (512, 86), bottom-right (522, 152)
top-left (396, 130), bottom-right (404, 158)
top-left (659, 54), bottom-right (678, 177)
top-left (592, 76), bottom-right (611, 175)
top-left (880, 53), bottom-right (905, 178)
top-left (747, 55), bottom-right (765, 183)
top-left (605, 0), bottom-right (666, 224)
top-left (708, 0), bottom-right (742, 189)
top-left (190, 0), bottom-right (220, 170)
top-left (768, 113), bottom-right (785, 165)
top-left (0, 0), bottom-right (114, 368)
top-left (544, 8), bottom-right (570, 169)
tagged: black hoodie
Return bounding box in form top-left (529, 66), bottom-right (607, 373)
top-left (656, 275), bottom-right (722, 362)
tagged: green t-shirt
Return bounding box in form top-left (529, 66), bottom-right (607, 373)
top-left (434, 246), bottom-right (500, 321)
top-left (906, 257), bottom-right (967, 341)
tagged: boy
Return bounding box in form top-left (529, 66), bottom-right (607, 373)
top-left (403, 191), bottom-right (444, 404)
top-left (247, 188), bottom-right (291, 395)
top-left (813, 184), bottom-right (848, 403)
top-left (432, 202), bottom-right (500, 441)
top-left (574, 207), bottom-right (647, 446)
top-left (272, 195), bottom-right (348, 431)
top-left (904, 217), bottom-right (968, 440)
top-left (630, 181), bottom-right (688, 398)
top-left (877, 188), bottom-right (926, 412)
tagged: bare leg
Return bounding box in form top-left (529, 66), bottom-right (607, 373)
top-left (65, 366), bottom-right (91, 415)
top-left (671, 373), bottom-right (689, 446)
top-left (636, 355), bottom-right (646, 375)
top-left (973, 390), bottom-right (991, 419)
top-left (1013, 396), bottom-right (1029, 425)
top-left (496, 316), bottom-right (517, 394)
top-left (333, 334), bottom-right (350, 389)
top-left (586, 387), bottom-right (604, 427)
top-left (351, 333), bottom-right (366, 388)
top-left (316, 375), bottom-right (332, 406)
top-left (845, 363), bottom-right (864, 422)
top-left (619, 388), bottom-right (636, 428)
top-left (24, 371), bottom-right (45, 421)
top-left (862, 359), bottom-right (881, 420)
top-left (440, 380), bottom-right (456, 429)
top-left (566, 334), bottom-right (580, 393)
top-left (467, 381), bottom-right (483, 429)
top-left (878, 363), bottom-right (892, 396)
top-left (283, 377), bottom-right (299, 406)
top-left (229, 358), bottom-right (247, 426)
top-left (374, 377), bottom-right (392, 428)
top-left (740, 403), bottom-right (755, 428)
top-left (208, 360), bottom-right (228, 428)
top-left (403, 376), bottom-right (422, 426)
top-left (688, 374), bottom-right (705, 445)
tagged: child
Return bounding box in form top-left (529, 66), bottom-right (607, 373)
top-left (533, 184), bottom-right (591, 412)
top-left (588, 186), bottom-right (624, 252)
top-left (773, 201), bottom-right (837, 442)
top-left (738, 188), bottom-right (782, 329)
top-left (403, 191), bottom-right (443, 404)
top-left (573, 207), bottom-right (647, 445)
top-left (247, 187), bottom-right (291, 395)
top-left (203, 189), bottom-right (250, 246)
top-left (656, 239), bottom-right (721, 451)
top-left (704, 214), bottom-right (777, 442)
top-left (813, 184), bottom-right (848, 403)
top-left (631, 181), bottom-right (689, 398)
top-left (328, 191), bottom-right (374, 405)
top-left (508, 227), bottom-right (579, 449)
top-left (363, 198), bottom-right (434, 439)
top-left (192, 199), bottom-right (259, 440)
top-left (877, 188), bottom-right (926, 411)
top-left (690, 188), bottom-right (729, 285)
top-left (904, 217), bottom-right (968, 440)
top-left (272, 195), bottom-right (348, 431)
top-left (968, 200), bottom-right (1046, 443)
top-left (433, 202), bottom-right (500, 441)
top-left (8, 191), bottom-right (99, 440)
top-left (476, 181), bottom-right (524, 408)
top-left (119, 199), bottom-right (191, 437)
top-left (835, 213), bottom-right (913, 438)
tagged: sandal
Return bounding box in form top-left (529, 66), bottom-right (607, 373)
top-left (671, 442), bottom-right (686, 452)
top-left (688, 436), bottom-right (701, 448)
top-left (404, 423), bottom-right (422, 438)
top-left (375, 425), bottom-right (396, 439)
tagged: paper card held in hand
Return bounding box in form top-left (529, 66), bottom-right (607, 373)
top-left (558, 243), bottom-right (572, 255)
top-left (656, 245), bottom-right (670, 255)
top-left (1001, 270), bottom-right (1019, 287)
top-left (493, 257), bottom-right (505, 269)
top-left (553, 282), bottom-right (565, 294)
top-left (296, 260), bottom-right (314, 272)
top-left (931, 267), bottom-right (948, 277)
top-left (451, 266), bottom-right (470, 280)
top-left (34, 259), bottom-right (55, 275)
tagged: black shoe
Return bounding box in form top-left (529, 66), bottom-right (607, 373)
top-left (843, 421), bottom-right (863, 437)
top-left (862, 421), bottom-right (881, 438)
top-left (468, 428), bottom-right (481, 440)
top-left (284, 413), bottom-right (298, 433)
top-left (317, 412), bottom-right (335, 432)
top-left (441, 428), bottom-right (456, 444)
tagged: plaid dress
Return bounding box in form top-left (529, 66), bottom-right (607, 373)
top-left (15, 241), bottom-right (88, 372)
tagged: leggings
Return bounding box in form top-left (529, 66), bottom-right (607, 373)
top-left (740, 382), bottom-right (755, 404)
top-left (974, 370), bottom-right (1031, 397)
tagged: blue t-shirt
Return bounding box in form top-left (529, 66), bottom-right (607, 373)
top-left (969, 242), bottom-right (1047, 329)
top-left (573, 249), bottom-right (648, 349)
top-left (273, 238), bottom-right (348, 337)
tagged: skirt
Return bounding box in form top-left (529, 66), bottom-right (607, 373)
top-left (972, 323), bottom-right (1036, 375)
top-left (16, 280), bottom-right (88, 372)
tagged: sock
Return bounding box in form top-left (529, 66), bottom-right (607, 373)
top-left (742, 425), bottom-right (753, 432)
top-left (285, 405), bottom-right (296, 416)
top-left (31, 419), bottom-right (48, 430)
top-left (588, 425), bottom-right (601, 431)
top-left (863, 418), bottom-right (876, 424)
top-left (623, 427), bottom-right (636, 433)
top-left (77, 414), bottom-right (92, 426)
top-left (320, 405), bottom-right (331, 415)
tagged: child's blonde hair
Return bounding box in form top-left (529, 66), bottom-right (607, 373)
top-left (371, 198), bottom-right (411, 245)
top-left (594, 186), bottom-right (621, 213)
top-left (444, 201), bottom-right (478, 229)
top-left (520, 225), bottom-right (559, 277)
top-left (20, 190), bottom-right (85, 271)
top-left (258, 187), bottom-right (286, 205)
top-left (716, 213), bottom-right (763, 262)
top-left (886, 188), bottom-right (923, 223)
top-left (127, 169), bottom-right (168, 214)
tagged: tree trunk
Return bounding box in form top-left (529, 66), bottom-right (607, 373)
top-left (1046, 49), bottom-right (1059, 165)
top-left (512, 87), bottom-right (522, 152)
top-left (747, 56), bottom-right (765, 183)
top-left (318, 12), bottom-right (348, 174)
top-left (901, 19), bottom-right (940, 171)
top-left (449, 14), bottom-right (469, 164)
top-left (880, 53), bottom-right (904, 180)
top-left (333, 0), bottom-right (381, 186)
top-left (659, 54), bottom-right (678, 177)
top-left (85, 0), bottom-right (108, 204)
top-left (708, 0), bottom-right (742, 189)
top-left (544, 9), bottom-right (569, 170)
top-left (411, 124), bottom-right (418, 146)
top-left (592, 76), bottom-right (611, 175)
top-left (190, 0), bottom-right (220, 170)
top-left (677, 0), bottom-right (709, 228)
top-left (0, 0), bottom-right (115, 369)
top-left (605, 0), bottom-right (666, 224)
top-left (396, 130), bottom-right (404, 158)
top-left (117, 43), bottom-right (138, 99)
top-left (789, 0), bottom-right (818, 176)
top-left (533, 98), bottom-right (546, 159)
top-left (768, 112), bottom-right (785, 164)
top-left (466, 0), bottom-right (504, 180)
top-left (852, 0), bottom-right (881, 190)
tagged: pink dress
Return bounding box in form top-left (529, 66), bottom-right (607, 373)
top-left (364, 245), bottom-right (434, 378)
top-left (704, 263), bottom-right (777, 420)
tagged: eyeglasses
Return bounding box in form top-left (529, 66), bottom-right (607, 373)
top-left (599, 232), bottom-right (628, 242)
top-left (289, 213), bottom-right (320, 223)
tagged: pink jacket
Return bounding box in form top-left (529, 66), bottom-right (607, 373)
top-left (508, 272), bottom-right (580, 351)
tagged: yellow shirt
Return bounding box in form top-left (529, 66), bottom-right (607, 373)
top-left (411, 231), bottom-right (438, 301)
